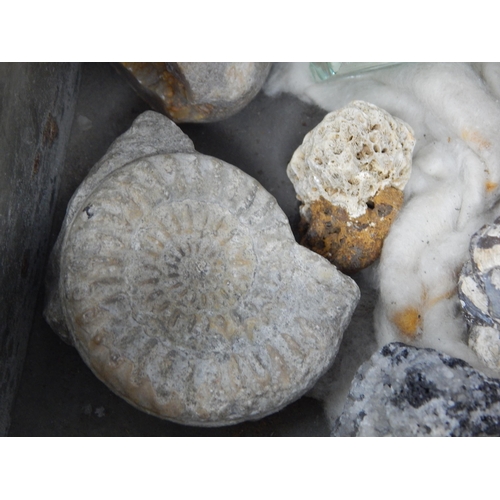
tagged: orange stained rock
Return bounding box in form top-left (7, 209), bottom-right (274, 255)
top-left (300, 186), bottom-right (404, 274)
top-left (119, 62), bottom-right (214, 122)
top-left (392, 307), bottom-right (421, 339)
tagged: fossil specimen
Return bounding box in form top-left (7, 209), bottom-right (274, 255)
top-left (287, 100), bottom-right (415, 274)
top-left (459, 217), bottom-right (500, 370)
top-left (44, 111), bottom-right (360, 426)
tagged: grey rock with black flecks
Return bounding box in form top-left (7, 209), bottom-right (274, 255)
top-left (332, 342), bottom-right (500, 436)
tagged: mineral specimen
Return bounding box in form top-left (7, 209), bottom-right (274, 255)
top-left (459, 217), bottom-right (500, 370)
top-left (116, 62), bottom-right (272, 123)
top-left (44, 111), bottom-right (360, 427)
top-left (287, 100), bottom-right (415, 274)
top-left (332, 342), bottom-right (500, 437)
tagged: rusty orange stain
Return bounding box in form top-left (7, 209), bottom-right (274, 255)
top-left (392, 307), bottom-right (421, 339)
top-left (486, 180), bottom-right (498, 192)
top-left (422, 285), bottom-right (457, 308)
top-left (461, 128), bottom-right (491, 149)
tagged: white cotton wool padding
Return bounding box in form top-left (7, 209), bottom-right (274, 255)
top-left (264, 63), bottom-right (500, 390)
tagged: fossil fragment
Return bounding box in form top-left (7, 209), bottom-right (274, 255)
top-left (287, 100), bottom-right (415, 274)
top-left (459, 217), bottom-right (500, 370)
top-left (44, 111), bottom-right (360, 427)
top-left (115, 62), bottom-right (272, 123)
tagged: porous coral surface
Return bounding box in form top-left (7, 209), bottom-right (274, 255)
top-left (287, 100), bottom-right (415, 273)
top-left (288, 100), bottom-right (415, 219)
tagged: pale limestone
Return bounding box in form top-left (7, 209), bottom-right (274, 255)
top-left (287, 100), bottom-right (415, 220)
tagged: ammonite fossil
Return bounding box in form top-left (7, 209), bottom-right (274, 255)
top-left (459, 217), bottom-right (500, 371)
top-left (45, 111), bottom-right (360, 426)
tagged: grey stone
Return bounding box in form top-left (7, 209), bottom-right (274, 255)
top-left (459, 217), bottom-right (500, 370)
top-left (0, 63), bottom-right (80, 435)
top-left (332, 342), bottom-right (500, 436)
top-left (115, 63), bottom-right (272, 123)
top-left (45, 110), bottom-right (360, 427)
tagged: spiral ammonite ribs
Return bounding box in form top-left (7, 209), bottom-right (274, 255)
top-left (57, 151), bottom-right (360, 426)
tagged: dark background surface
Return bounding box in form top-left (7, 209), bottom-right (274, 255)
top-left (0, 63), bottom-right (80, 435)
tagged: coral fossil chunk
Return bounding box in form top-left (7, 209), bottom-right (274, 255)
top-left (117, 62), bottom-right (271, 123)
top-left (287, 100), bottom-right (415, 273)
top-left (45, 111), bottom-right (360, 427)
top-left (459, 217), bottom-right (500, 371)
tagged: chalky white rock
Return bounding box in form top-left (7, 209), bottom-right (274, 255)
top-left (287, 100), bottom-right (415, 220)
top-left (44, 111), bottom-right (360, 426)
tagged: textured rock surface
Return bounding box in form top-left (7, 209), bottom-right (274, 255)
top-left (116, 63), bottom-right (272, 123)
top-left (332, 342), bottom-right (500, 436)
top-left (45, 110), bottom-right (360, 427)
top-left (459, 217), bottom-right (500, 369)
top-left (300, 187), bottom-right (404, 274)
top-left (287, 100), bottom-right (415, 273)
top-left (44, 110), bottom-right (196, 344)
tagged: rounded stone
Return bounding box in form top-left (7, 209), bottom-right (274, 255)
top-left (332, 343), bottom-right (500, 437)
top-left (287, 100), bottom-right (415, 273)
top-left (459, 216), bottom-right (500, 370)
top-left (116, 62), bottom-right (272, 123)
top-left (45, 112), bottom-right (360, 427)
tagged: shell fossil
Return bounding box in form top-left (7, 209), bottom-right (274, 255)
top-left (459, 216), bottom-right (500, 370)
top-left (44, 111), bottom-right (360, 426)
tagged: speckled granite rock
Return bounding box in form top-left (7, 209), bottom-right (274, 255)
top-left (44, 110), bottom-right (360, 427)
top-left (115, 63), bottom-right (272, 123)
top-left (459, 217), bottom-right (500, 370)
top-left (287, 100), bottom-right (415, 274)
top-left (332, 342), bottom-right (500, 436)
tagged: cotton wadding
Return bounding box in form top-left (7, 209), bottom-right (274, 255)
top-left (265, 63), bottom-right (500, 421)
